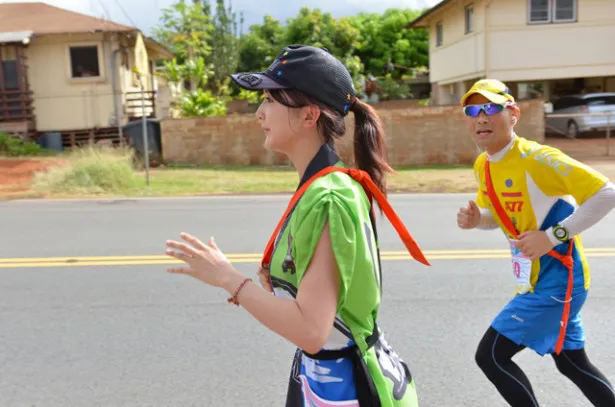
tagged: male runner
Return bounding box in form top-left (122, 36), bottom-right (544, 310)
top-left (457, 79), bottom-right (615, 406)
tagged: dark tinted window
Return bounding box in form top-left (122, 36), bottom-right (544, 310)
top-left (553, 97), bottom-right (582, 110)
top-left (584, 96), bottom-right (615, 106)
top-left (69, 46), bottom-right (100, 78)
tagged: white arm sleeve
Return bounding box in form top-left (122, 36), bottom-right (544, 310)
top-left (477, 208), bottom-right (499, 230)
top-left (546, 181), bottom-right (615, 245)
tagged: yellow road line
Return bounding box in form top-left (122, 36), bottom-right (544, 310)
top-left (0, 248), bottom-right (612, 263)
top-left (0, 249), bottom-right (613, 268)
top-left (0, 253), bottom-right (260, 263)
top-left (391, 248), bottom-right (615, 255)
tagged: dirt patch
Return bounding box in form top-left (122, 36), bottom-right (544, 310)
top-left (0, 158), bottom-right (66, 197)
top-left (545, 136), bottom-right (615, 179)
top-left (580, 158), bottom-right (615, 181)
top-left (547, 136), bottom-right (614, 160)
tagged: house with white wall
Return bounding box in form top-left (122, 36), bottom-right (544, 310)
top-left (407, 0), bottom-right (615, 106)
top-left (0, 2), bottom-right (173, 147)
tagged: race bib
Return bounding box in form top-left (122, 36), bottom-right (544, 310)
top-left (509, 239), bottom-right (533, 294)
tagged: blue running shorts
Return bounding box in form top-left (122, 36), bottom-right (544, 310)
top-left (491, 290), bottom-right (588, 356)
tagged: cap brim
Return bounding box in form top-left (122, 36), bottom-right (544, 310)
top-left (461, 90), bottom-right (510, 106)
top-left (229, 72), bottom-right (289, 91)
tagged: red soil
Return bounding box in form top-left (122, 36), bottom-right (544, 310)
top-left (0, 158), bottom-right (66, 196)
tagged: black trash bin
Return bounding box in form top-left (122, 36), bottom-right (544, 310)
top-left (37, 132), bottom-right (64, 152)
top-left (123, 118), bottom-right (162, 165)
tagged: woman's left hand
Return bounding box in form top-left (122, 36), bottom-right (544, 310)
top-left (165, 232), bottom-right (238, 287)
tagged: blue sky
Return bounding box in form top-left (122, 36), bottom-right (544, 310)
top-left (0, 0), bottom-right (440, 35)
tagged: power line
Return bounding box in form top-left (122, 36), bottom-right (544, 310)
top-left (96, 0), bottom-right (112, 21)
top-left (112, 0), bottom-right (138, 29)
top-left (89, 0), bottom-right (98, 18)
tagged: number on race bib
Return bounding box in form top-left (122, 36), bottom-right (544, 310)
top-left (509, 239), bottom-right (533, 294)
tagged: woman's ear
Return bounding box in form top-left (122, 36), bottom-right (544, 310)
top-left (302, 105), bottom-right (321, 128)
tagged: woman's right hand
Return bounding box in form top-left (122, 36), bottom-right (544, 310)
top-left (257, 267), bottom-right (273, 293)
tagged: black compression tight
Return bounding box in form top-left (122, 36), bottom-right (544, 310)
top-left (475, 327), bottom-right (615, 406)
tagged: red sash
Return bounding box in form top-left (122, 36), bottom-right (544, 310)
top-left (261, 166), bottom-right (431, 270)
top-left (485, 160), bottom-right (574, 355)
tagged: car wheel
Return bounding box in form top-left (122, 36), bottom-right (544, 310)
top-left (567, 121), bottom-right (579, 139)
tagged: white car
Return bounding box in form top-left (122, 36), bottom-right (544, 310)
top-left (546, 93), bottom-right (615, 138)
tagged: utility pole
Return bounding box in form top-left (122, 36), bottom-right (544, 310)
top-left (140, 81), bottom-right (150, 186)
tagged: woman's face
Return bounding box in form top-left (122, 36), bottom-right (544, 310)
top-left (255, 90), bottom-right (300, 153)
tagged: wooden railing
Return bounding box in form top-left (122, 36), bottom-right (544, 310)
top-left (0, 89), bottom-right (34, 122)
top-left (125, 90), bottom-right (156, 120)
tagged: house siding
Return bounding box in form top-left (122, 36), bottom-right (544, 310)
top-left (424, 0), bottom-right (615, 85)
top-left (27, 33), bottom-right (116, 131)
top-left (487, 0), bottom-right (615, 81)
top-left (26, 32), bottom-right (155, 132)
top-left (429, 0), bottom-right (486, 84)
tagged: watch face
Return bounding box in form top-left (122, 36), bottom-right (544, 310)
top-left (554, 227), bottom-right (567, 239)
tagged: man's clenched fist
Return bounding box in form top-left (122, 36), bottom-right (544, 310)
top-left (457, 200), bottom-right (481, 229)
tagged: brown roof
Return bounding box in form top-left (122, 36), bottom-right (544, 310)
top-left (0, 2), bottom-right (136, 35)
top-left (406, 0), bottom-right (453, 29)
top-left (144, 36), bottom-right (174, 60)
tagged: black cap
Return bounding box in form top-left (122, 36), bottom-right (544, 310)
top-left (229, 44), bottom-right (356, 116)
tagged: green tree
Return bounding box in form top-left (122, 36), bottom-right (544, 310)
top-left (349, 9), bottom-right (428, 79)
top-left (153, 0), bottom-right (242, 117)
top-left (154, 2), bottom-right (431, 108)
top-left (153, 0), bottom-right (214, 90)
top-left (237, 15), bottom-right (285, 73)
top-left (283, 8), bottom-right (360, 59)
top-left (210, 0), bottom-right (240, 96)
top-left (282, 8), bottom-right (364, 90)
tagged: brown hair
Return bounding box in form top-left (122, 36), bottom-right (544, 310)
top-left (269, 89), bottom-right (393, 197)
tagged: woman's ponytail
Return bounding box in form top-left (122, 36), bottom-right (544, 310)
top-left (350, 98), bottom-right (394, 197)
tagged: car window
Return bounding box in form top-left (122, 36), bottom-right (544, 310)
top-left (584, 96), bottom-right (615, 106)
top-left (553, 97), bottom-right (580, 110)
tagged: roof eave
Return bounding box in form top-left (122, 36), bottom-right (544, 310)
top-left (407, 21), bottom-right (430, 29)
top-left (32, 27), bottom-right (137, 36)
top-left (144, 36), bottom-right (174, 60)
top-left (0, 30), bottom-right (33, 44)
top-left (405, 0), bottom-right (454, 29)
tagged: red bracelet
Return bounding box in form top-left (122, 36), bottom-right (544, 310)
top-left (227, 277), bottom-right (252, 306)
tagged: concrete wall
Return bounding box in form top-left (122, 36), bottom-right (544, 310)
top-left (160, 99), bottom-right (545, 167)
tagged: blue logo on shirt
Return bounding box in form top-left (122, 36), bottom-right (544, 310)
top-left (505, 179), bottom-right (513, 188)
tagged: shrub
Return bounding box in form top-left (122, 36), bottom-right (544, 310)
top-left (378, 76), bottom-right (412, 101)
top-left (31, 145), bottom-right (139, 195)
top-left (179, 88), bottom-right (228, 117)
top-left (0, 132), bottom-right (45, 156)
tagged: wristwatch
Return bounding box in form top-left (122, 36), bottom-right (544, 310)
top-left (552, 224), bottom-right (569, 242)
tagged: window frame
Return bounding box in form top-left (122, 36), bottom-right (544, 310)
top-left (528, 0), bottom-right (577, 25)
top-left (464, 4), bottom-right (474, 34)
top-left (435, 21), bottom-right (443, 47)
top-left (552, 0), bottom-right (577, 23)
top-left (65, 42), bottom-right (105, 82)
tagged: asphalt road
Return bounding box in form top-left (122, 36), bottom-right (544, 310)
top-left (1, 194), bottom-right (614, 407)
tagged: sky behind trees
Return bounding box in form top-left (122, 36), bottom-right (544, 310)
top-left (0, 0), bottom-right (440, 35)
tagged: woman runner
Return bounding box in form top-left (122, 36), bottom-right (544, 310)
top-left (164, 44), bottom-right (431, 406)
